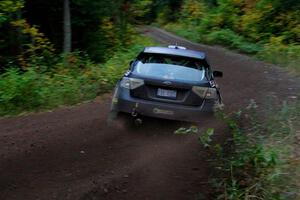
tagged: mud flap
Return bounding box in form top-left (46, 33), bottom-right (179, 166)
top-left (107, 110), bottom-right (118, 126)
top-left (107, 85), bottom-right (120, 126)
top-left (214, 88), bottom-right (224, 112)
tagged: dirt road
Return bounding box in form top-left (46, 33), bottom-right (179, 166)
top-left (0, 27), bottom-right (299, 200)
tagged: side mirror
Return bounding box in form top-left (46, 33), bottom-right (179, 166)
top-left (213, 70), bottom-right (223, 78)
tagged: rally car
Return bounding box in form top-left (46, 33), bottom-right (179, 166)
top-left (109, 45), bottom-right (223, 124)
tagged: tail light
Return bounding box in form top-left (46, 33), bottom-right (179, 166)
top-left (192, 86), bottom-right (217, 99)
top-left (120, 77), bottom-right (144, 89)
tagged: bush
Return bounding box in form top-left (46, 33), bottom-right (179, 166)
top-left (163, 23), bottom-right (202, 42)
top-left (0, 35), bottom-right (155, 116)
top-left (174, 100), bottom-right (300, 199)
top-left (204, 29), bottom-right (262, 54)
top-left (211, 100), bottom-right (300, 199)
top-left (160, 0), bottom-right (300, 75)
top-left (258, 37), bottom-right (300, 74)
top-left (163, 24), bottom-right (262, 54)
top-left (164, 23), bottom-right (300, 74)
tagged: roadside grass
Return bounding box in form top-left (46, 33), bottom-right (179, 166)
top-left (166, 21), bottom-right (300, 198)
top-left (0, 35), bottom-right (155, 116)
top-left (166, 23), bottom-right (300, 198)
top-left (163, 23), bottom-right (300, 75)
top-left (175, 99), bottom-right (300, 199)
top-left (210, 100), bottom-right (300, 199)
top-left (163, 23), bottom-right (262, 54)
top-left (257, 43), bottom-right (300, 75)
top-left (212, 101), bottom-right (300, 200)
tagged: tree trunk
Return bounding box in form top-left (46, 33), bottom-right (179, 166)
top-left (63, 0), bottom-right (71, 54)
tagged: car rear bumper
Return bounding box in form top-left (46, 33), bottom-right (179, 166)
top-left (112, 86), bottom-right (215, 122)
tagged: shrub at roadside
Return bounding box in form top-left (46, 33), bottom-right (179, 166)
top-left (160, 0), bottom-right (300, 74)
top-left (258, 38), bottom-right (300, 74)
top-left (164, 22), bottom-right (300, 74)
top-left (0, 35), bottom-right (155, 116)
top-left (175, 100), bottom-right (300, 199)
top-left (209, 100), bottom-right (300, 199)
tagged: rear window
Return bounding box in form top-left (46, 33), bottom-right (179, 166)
top-left (132, 53), bottom-right (208, 82)
top-left (138, 53), bottom-right (208, 70)
top-left (132, 62), bottom-right (206, 82)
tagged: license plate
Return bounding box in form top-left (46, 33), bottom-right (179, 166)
top-left (157, 88), bottom-right (177, 99)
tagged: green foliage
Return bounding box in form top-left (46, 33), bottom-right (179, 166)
top-left (160, 0), bottom-right (300, 73)
top-left (0, 35), bottom-right (155, 116)
top-left (0, 0), bottom-right (23, 25)
top-left (173, 104), bottom-right (299, 200)
top-left (0, 0), bottom-right (24, 68)
top-left (154, 0), bottom-right (182, 25)
top-left (199, 128), bottom-right (214, 148)
top-left (130, 0), bottom-right (154, 23)
top-left (181, 0), bottom-right (206, 25)
top-left (174, 126), bottom-right (215, 148)
top-left (156, 6), bottom-right (173, 25)
top-left (174, 125), bottom-right (198, 135)
top-left (84, 17), bottom-right (120, 62)
top-left (205, 29), bottom-right (262, 54)
top-left (70, 0), bottom-right (139, 62)
top-left (1, 0), bottom-right (142, 68)
top-left (211, 100), bottom-right (300, 200)
top-left (258, 37), bottom-right (300, 74)
top-left (10, 19), bottom-right (55, 70)
top-left (164, 23), bottom-right (202, 42)
top-left (0, 0), bottom-right (159, 115)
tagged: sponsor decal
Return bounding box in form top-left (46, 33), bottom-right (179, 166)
top-left (153, 108), bottom-right (174, 115)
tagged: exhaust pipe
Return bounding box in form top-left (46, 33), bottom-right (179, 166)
top-left (131, 107), bottom-right (142, 126)
top-left (131, 109), bottom-right (138, 117)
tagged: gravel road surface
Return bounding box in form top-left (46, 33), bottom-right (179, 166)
top-left (0, 27), bottom-right (299, 200)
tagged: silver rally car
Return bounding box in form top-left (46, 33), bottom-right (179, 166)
top-left (110, 45), bottom-right (223, 123)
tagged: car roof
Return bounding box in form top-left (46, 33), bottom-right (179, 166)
top-left (143, 46), bottom-right (206, 60)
